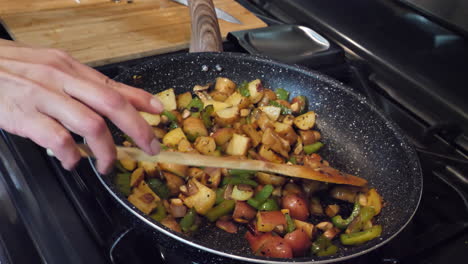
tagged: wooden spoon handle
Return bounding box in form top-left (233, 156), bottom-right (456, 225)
top-left (188, 0), bottom-right (223, 52)
top-left (49, 144), bottom-right (367, 187)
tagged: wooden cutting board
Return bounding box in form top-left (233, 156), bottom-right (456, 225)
top-left (0, 0), bottom-right (266, 66)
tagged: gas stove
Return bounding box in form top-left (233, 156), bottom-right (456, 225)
top-left (0, 1), bottom-right (467, 264)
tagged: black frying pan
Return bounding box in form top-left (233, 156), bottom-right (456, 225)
top-left (90, 0), bottom-right (422, 263)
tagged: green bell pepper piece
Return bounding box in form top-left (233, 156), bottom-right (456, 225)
top-left (228, 169), bottom-right (255, 177)
top-left (258, 198), bottom-right (279, 211)
top-left (317, 245), bottom-right (338, 256)
top-left (180, 208), bottom-right (197, 232)
top-left (253, 184), bottom-right (274, 201)
top-left (288, 156), bottom-right (297, 164)
top-left (247, 198), bottom-right (261, 209)
top-left (189, 224), bottom-right (199, 232)
top-left (160, 144), bottom-right (169, 150)
top-left (215, 186), bottom-right (227, 205)
top-left (238, 81), bottom-right (250, 97)
top-left (201, 105), bottom-right (214, 128)
top-left (168, 121), bottom-right (179, 130)
top-left (147, 178), bottom-right (170, 200)
top-left (332, 201), bottom-right (361, 229)
top-left (340, 225), bottom-right (382, 245)
top-left (285, 212), bottom-right (296, 233)
top-left (304, 142), bottom-right (324, 154)
top-left (222, 176), bottom-right (258, 187)
top-left (346, 206), bottom-right (376, 233)
top-left (186, 97), bottom-right (204, 112)
top-left (114, 173), bottom-right (131, 196)
top-left (150, 202), bottom-right (167, 222)
top-left (162, 110), bottom-right (176, 122)
top-left (205, 199), bottom-right (236, 222)
top-left (311, 235), bottom-right (328, 254)
top-left (247, 184), bottom-right (274, 209)
top-left (275, 88), bottom-right (289, 101)
top-left (311, 235), bottom-right (338, 256)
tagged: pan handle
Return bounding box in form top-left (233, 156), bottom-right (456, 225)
top-left (188, 0), bottom-right (223, 52)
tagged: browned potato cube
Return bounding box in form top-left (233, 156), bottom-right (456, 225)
top-left (247, 79), bottom-right (265, 103)
top-left (127, 181), bottom-right (160, 214)
top-left (282, 114), bottom-right (295, 125)
top-left (130, 167), bottom-right (145, 187)
top-left (162, 128), bottom-right (187, 147)
top-left (139, 112), bottom-right (161, 126)
top-left (263, 89), bottom-right (277, 101)
top-left (258, 144), bottom-right (284, 163)
top-left (299, 130), bottom-right (321, 145)
top-left (224, 92), bottom-right (250, 109)
top-left (325, 204), bottom-right (340, 218)
top-left (256, 172), bottom-right (286, 186)
top-left (226, 134), bottom-right (251, 156)
top-left (241, 124), bottom-right (262, 147)
top-left (194, 136), bottom-right (217, 155)
top-left (259, 106), bottom-right (281, 121)
top-left (209, 91), bottom-right (229, 102)
top-left (215, 106), bottom-right (240, 126)
top-left (119, 158), bottom-right (137, 171)
top-left (159, 163), bottom-right (188, 178)
top-left (155, 88), bottom-right (177, 111)
top-left (177, 138), bottom-right (197, 153)
top-left (212, 128), bottom-right (235, 146)
top-left (187, 167), bottom-right (206, 181)
top-left (215, 77), bottom-right (237, 95)
top-left (163, 172), bottom-right (185, 196)
top-left (294, 111), bottom-right (316, 130)
top-left (138, 161), bottom-right (158, 178)
top-left (274, 122), bottom-right (298, 145)
top-left (183, 117), bottom-right (208, 138)
top-left (152, 127), bottom-right (167, 139)
top-left (261, 128), bottom-right (290, 158)
top-left (176, 92), bottom-right (192, 109)
top-left (256, 112), bottom-right (274, 131)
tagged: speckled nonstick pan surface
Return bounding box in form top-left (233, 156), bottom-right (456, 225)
top-left (89, 52), bottom-right (423, 263)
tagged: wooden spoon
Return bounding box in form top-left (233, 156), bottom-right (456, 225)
top-left (48, 144), bottom-right (367, 187)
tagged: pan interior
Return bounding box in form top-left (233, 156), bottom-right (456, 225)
top-left (103, 52), bottom-right (422, 263)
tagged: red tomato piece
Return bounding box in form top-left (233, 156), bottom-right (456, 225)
top-left (245, 232), bottom-right (293, 258)
top-left (233, 201), bottom-right (257, 223)
top-left (284, 228), bottom-right (312, 256)
top-left (281, 194), bottom-right (310, 221)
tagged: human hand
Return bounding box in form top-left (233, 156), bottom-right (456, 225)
top-left (0, 39), bottom-right (164, 173)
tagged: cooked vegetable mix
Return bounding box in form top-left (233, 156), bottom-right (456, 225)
top-left (114, 78), bottom-right (384, 258)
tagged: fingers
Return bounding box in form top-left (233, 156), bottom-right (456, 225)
top-left (35, 91), bottom-right (117, 174)
top-left (60, 76), bottom-right (161, 156)
top-left (0, 45), bottom-right (164, 114)
top-left (0, 45), bottom-right (163, 175)
top-left (0, 57), bottom-right (160, 156)
top-left (0, 46), bottom-right (74, 74)
top-left (23, 114), bottom-right (81, 171)
top-left (0, 67), bottom-right (116, 174)
top-left (109, 83), bottom-right (164, 114)
top-left (57, 58), bottom-right (164, 114)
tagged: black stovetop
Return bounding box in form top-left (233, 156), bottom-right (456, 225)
top-left (0, 1), bottom-right (467, 264)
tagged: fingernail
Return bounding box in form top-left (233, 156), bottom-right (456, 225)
top-left (150, 97), bottom-right (164, 112)
top-left (150, 138), bottom-right (160, 155)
